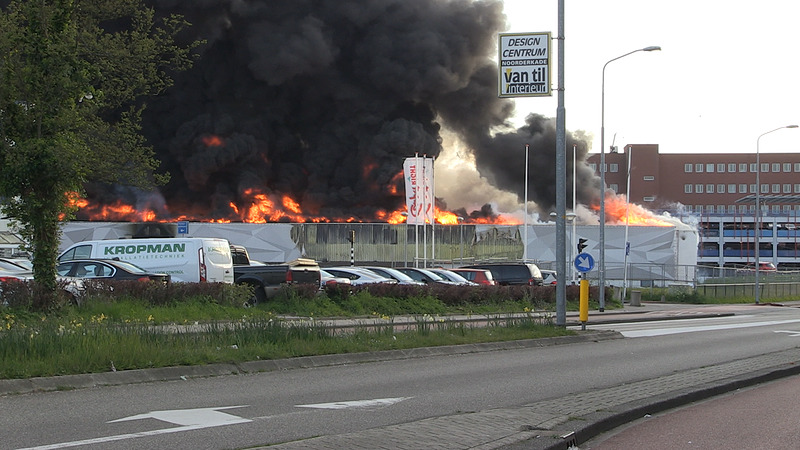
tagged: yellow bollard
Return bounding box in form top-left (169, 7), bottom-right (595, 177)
top-left (579, 278), bottom-right (589, 324)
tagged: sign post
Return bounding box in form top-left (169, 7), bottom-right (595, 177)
top-left (574, 253), bottom-right (594, 330)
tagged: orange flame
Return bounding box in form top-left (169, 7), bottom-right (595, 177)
top-left (595, 194), bottom-right (672, 227)
top-left (202, 135), bottom-right (224, 147)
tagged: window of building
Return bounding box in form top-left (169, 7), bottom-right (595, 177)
top-left (706, 205), bottom-right (714, 213)
top-left (783, 205), bottom-right (792, 212)
top-left (643, 175), bottom-right (655, 181)
top-left (784, 184), bottom-right (792, 193)
top-left (643, 196), bottom-right (655, 202)
top-left (750, 184), bottom-right (756, 194)
top-left (729, 163), bottom-right (737, 173)
top-left (695, 205), bottom-right (703, 213)
top-left (706, 163), bottom-right (714, 173)
top-left (750, 163), bottom-right (757, 172)
top-left (684, 163), bottom-right (693, 173)
top-left (695, 163), bottom-right (704, 173)
top-left (740, 163), bottom-right (748, 172)
top-left (706, 184), bottom-right (714, 193)
top-left (717, 184), bottom-right (725, 193)
top-left (695, 184), bottom-right (704, 193)
top-left (728, 184), bottom-right (736, 193)
top-left (772, 184), bottom-right (780, 193)
top-left (717, 163), bottom-right (725, 173)
top-left (761, 163), bottom-right (769, 172)
top-left (684, 184), bottom-right (693, 193)
top-left (795, 163), bottom-right (800, 172)
top-left (589, 163), bottom-right (597, 172)
top-left (795, 184), bottom-right (800, 194)
top-left (772, 205), bottom-right (780, 213)
top-left (728, 205), bottom-right (736, 213)
top-left (772, 163), bottom-right (780, 172)
top-left (784, 163), bottom-right (792, 172)
top-left (601, 163), bottom-right (607, 173)
top-left (739, 184), bottom-right (747, 194)
top-left (609, 183), bottom-right (618, 193)
top-left (609, 163), bottom-right (618, 173)
top-left (761, 184), bottom-right (769, 193)
top-left (739, 204), bottom-right (748, 213)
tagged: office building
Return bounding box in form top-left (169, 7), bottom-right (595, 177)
top-left (587, 145), bottom-right (800, 270)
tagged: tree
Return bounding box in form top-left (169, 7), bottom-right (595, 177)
top-left (0, 0), bottom-right (198, 309)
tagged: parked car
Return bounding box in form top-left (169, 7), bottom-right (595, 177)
top-left (0, 258), bottom-right (33, 272)
top-left (540, 269), bottom-right (557, 285)
top-left (320, 269), bottom-right (352, 288)
top-left (324, 267), bottom-right (397, 285)
top-left (56, 259), bottom-right (171, 284)
top-left (395, 267), bottom-right (460, 285)
top-left (0, 260), bottom-right (34, 281)
top-left (461, 263), bottom-right (544, 286)
top-left (360, 266), bottom-right (425, 285)
top-left (742, 262), bottom-right (777, 272)
top-left (427, 268), bottom-right (477, 286)
top-left (449, 268), bottom-right (497, 286)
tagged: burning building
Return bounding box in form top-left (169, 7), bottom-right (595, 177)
top-left (75, 0), bottom-right (597, 225)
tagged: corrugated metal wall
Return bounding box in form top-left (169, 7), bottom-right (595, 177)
top-left (294, 223), bottom-right (523, 267)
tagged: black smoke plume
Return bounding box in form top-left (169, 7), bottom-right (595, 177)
top-left (83, 0), bottom-right (600, 222)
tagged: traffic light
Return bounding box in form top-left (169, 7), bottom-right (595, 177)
top-left (347, 230), bottom-right (355, 243)
top-left (577, 238), bottom-right (588, 254)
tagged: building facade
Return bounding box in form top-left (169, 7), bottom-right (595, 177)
top-left (586, 144), bottom-right (800, 216)
top-left (587, 145), bottom-right (800, 270)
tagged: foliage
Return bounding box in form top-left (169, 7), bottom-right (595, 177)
top-left (0, 0), bottom-right (199, 307)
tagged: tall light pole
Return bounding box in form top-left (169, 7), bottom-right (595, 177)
top-left (524, 143), bottom-right (529, 262)
top-left (755, 125), bottom-right (798, 304)
top-left (599, 45), bottom-right (660, 311)
top-left (401, 212), bottom-right (409, 267)
top-left (458, 216), bottom-right (465, 265)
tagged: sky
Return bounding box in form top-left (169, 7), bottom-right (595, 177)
top-left (501, 0), bottom-right (800, 155)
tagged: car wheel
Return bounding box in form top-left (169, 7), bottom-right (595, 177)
top-left (244, 283), bottom-right (267, 306)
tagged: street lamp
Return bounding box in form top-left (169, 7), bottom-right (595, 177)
top-left (755, 125), bottom-right (798, 304)
top-left (599, 45), bottom-right (660, 312)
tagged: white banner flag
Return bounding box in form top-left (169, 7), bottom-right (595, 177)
top-left (403, 156), bottom-right (434, 225)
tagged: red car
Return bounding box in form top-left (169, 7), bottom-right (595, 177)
top-left (450, 268), bottom-right (496, 286)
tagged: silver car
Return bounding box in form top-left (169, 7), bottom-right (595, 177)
top-left (360, 266), bottom-right (425, 285)
top-left (324, 267), bottom-right (397, 285)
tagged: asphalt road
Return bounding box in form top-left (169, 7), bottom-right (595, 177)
top-left (3, 303), bottom-right (800, 449)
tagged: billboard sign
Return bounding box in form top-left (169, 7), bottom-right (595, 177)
top-left (498, 32), bottom-right (551, 97)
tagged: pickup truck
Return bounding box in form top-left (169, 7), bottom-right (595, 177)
top-left (230, 244), bottom-right (321, 304)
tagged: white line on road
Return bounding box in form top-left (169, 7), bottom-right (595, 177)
top-left (19, 406), bottom-right (251, 450)
top-left (619, 319), bottom-right (800, 337)
top-left (296, 397), bottom-right (411, 410)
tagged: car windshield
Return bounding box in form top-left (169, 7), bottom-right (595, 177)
top-left (0, 260), bottom-right (28, 271)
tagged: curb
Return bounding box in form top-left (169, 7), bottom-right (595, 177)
top-left (514, 353), bottom-right (800, 450)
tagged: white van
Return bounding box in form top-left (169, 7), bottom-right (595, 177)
top-left (57, 238), bottom-right (234, 283)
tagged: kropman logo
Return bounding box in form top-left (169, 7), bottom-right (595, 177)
top-left (103, 243), bottom-right (186, 256)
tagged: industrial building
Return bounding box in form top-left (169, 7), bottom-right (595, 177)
top-left (587, 145), bottom-right (800, 271)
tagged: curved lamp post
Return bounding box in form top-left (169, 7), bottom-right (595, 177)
top-left (755, 125), bottom-right (798, 304)
top-left (599, 45), bottom-right (660, 311)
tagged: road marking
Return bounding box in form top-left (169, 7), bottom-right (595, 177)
top-left (19, 406), bottom-right (250, 450)
top-left (296, 397), bottom-right (411, 410)
top-left (618, 318), bottom-right (800, 338)
top-left (774, 330), bottom-right (800, 337)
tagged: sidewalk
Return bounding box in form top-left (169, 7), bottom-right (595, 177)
top-left (3, 302), bottom-right (799, 449)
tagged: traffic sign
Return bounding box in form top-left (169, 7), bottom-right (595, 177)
top-left (574, 253), bottom-right (595, 272)
top-left (177, 221), bottom-right (189, 234)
